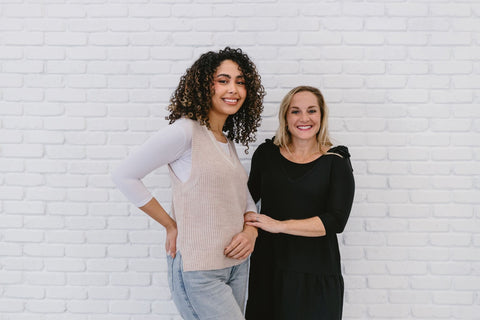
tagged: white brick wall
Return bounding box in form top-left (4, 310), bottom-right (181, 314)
top-left (1, 0), bottom-right (479, 319)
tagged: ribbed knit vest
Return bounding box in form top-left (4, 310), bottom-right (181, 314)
top-left (168, 119), bottom-right (248, 272)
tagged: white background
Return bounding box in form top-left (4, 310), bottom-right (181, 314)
top-left (0, 0), bottom-right (479, 319)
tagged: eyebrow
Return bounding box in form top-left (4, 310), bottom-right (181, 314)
top-left (215, 74), bottom-right (244, 79)
top-left (290, 105), bottom-right (319, 109)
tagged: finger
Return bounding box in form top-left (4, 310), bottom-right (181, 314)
top-left (231, 246), bottom-right (251, 260)
top-left (224, 240), bottom-right (240, 256)
top-left (225, 242), bottom-right (242, 257)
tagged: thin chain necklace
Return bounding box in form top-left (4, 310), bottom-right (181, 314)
top-left (284, 144), bottom-right (322, 163)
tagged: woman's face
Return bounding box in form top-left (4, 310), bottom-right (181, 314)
top-left (210, 59), bottom-right (247, 120)
top-left (285, 91), bottom-right (321, 144)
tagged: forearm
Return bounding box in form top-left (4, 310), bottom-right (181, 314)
top-left (139, 197), bottom-right (176, 230)
top-left (279, 216), bottom-right (326, 237)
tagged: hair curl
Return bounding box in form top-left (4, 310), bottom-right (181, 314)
top-left (167, 47), bottom-right (265, 152)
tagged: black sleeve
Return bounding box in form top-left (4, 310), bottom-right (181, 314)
top-left (318, 148), bottom-right (355, 234)
top-left (247, 141), bottom-right (270, 203)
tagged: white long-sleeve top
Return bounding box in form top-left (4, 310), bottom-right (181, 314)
top-left (112, 118), bottom-right (257, 212)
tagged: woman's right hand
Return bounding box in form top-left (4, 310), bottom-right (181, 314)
top-left (165, 222), bottom-right (178, 258)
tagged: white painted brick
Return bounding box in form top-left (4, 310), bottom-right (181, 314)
top-left (0, 186), bottom-right (24, 200)
top-left (110, 273), bottom-right (151, 286)
top-left (88, 287), bottom-right (129, 300)
top-left (0, 299), bottom-right (25, 313)
top-left (433, 204), bottom-right (473, 218)
top-left (129, 259), bottom-right (166, 272)
top-left (87, 5), bottom-right (128, 18)
top-left (409, 219), bottom-right (450, 232)
top-left (38, 227), bottom-right (73, 246)
top-left (65, 245), bottom-right (106, 258)
top-left (0, 243), bottom-right (22, 256)
top-left (409, 248), bottom-right (450, 261)
top-left (24, 216), bottom-right (64, 229)
top-left (110, 301), bottom-right (150, 314)
top-left (107, 245), bottom-right (149, 258)
top-left (131, 286), bottom-right (171, 300)
top-left (3, 32), bottom-right (44, 45)
top-left (44, 259), bottom-right (85, 272)
top-left (3, 201), bottom-right (45, 215)
top-left (434, 291), bottom-right (474, 305)
top-left (67, 300), bottom-right (109, 314)
top-left (347, 289), bottom-right (388, 304)
top-left (388, 148), bottom-right (429, 161)
top-left (2, 258), bottom-right (44, 271)
top-left (0, 271), bottom-right (23, 284)
top-left (411, 191), bottom-right (452, 203)
top-left (48, 202), bottom-right (87, 216)
top-left (368, 305), bottom-right (411, 318)
top-left (89, 33), bottom-right (129, 46)
top-left (85, 230), bottom-right (127, 243)
top-left (65, 217), bottom-right (106, 230)
top-left (47, 287), bottom-right (88, 300)
top-left (87, 259), bottom-right (128, 272)
top-left (387, 233), bottom-right (429, 247)
top-left (431, 4), bottom-right (471, 16)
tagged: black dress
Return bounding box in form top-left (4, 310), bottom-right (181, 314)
top-left (245, 139), bottom-right (355, 320)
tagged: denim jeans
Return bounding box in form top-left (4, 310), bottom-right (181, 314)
top-left (167, 252), bottom-right (248, 320)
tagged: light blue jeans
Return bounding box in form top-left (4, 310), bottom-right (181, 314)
top-left (167, 252), bottom-right (248, 320)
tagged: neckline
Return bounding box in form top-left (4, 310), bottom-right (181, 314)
top-left (279, 147), bottom-right (324, 165)
top-left (276, 146), bottom-right (329, 183)
top-left (204, 126), bottom-right (235, 167)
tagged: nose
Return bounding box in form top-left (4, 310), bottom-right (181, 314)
top-left (227, 81), bottom-right (238, 94)
top-left (300, 112), bottom-right (309, 121)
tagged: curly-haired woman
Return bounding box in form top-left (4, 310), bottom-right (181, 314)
top-left (112, 47), bottom-right (265, 319)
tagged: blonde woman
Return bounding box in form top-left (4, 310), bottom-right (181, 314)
top-left (244, 86), bottom-right (354, 320)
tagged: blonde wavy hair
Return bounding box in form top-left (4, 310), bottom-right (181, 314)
top-left (274, 86), bottom-right (332, 150)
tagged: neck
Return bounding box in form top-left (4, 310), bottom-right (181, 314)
top-left (287, 138), bottom-right (319, 156)
top-left (208, 111), bottom-right (227, 134)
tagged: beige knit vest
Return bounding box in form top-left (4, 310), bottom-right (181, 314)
top-left (168, 119), bottom-right (248, 272)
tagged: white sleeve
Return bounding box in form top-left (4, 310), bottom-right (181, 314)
top-left (111, 119), bottom-right (192, 207)
top-left (246, 190), bottom-right (257, 213)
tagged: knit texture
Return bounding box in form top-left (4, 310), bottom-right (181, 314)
top-left (169, 119), bottom-right (248, 272)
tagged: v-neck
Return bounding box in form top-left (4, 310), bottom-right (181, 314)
top-left (277, 147), bottom-right (324, 183)
top-left (204, 126), bottom-right (235, 167)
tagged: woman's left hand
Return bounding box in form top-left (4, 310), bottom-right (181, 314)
top-left (224, 227), bottom-right (257, 260)
top-left (244, 212), bottom-right (284, 234)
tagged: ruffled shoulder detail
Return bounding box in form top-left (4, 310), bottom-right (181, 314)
top-left (326, 145), bottom-right (353, 171)
top-left (327, 145), bottom-right (350, 159)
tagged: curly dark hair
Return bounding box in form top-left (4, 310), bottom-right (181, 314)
top-left (167, 47), bottom-right (265, 151)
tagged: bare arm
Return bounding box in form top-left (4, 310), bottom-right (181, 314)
top-left (139, 197), bottom-right (178, 258)
top-left (245, 213), bottom-right (325, 237)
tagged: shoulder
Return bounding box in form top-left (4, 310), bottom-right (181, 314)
top-left (253, 137), bottom-right (277, 155)
top-left (325, 145), bottom-right (353, 172)
top-left (170, 118), bottom-right (195, 139)
top-left (325, 145), bottom-right (351, 159)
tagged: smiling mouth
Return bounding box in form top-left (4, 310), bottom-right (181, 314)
top-left (297, 125), bottom-right (313, 130)
top-left (223, 98), bottom-right (239, 105)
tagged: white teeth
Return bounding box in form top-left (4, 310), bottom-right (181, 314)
top-left (224, 99), bottom-right (237, 103)
top-left (297, 126), bottom-right (312, 129)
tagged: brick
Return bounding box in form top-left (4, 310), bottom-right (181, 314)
top-left (87, 259), bottom-right (128, 272)
top-left (67, 300), bottom-right (109, 314)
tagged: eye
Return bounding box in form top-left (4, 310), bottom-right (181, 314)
top-left (237, 80), bottom-right (246, 86)
top-left (217, 79), bottom-right (228, 84)
top-left (308, 109), bottom-right (317, 113)
top-left (290, 110), bottom-right (299, 114)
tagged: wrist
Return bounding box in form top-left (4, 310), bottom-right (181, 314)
top-left (243, 224), bottom-right (258, 238)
